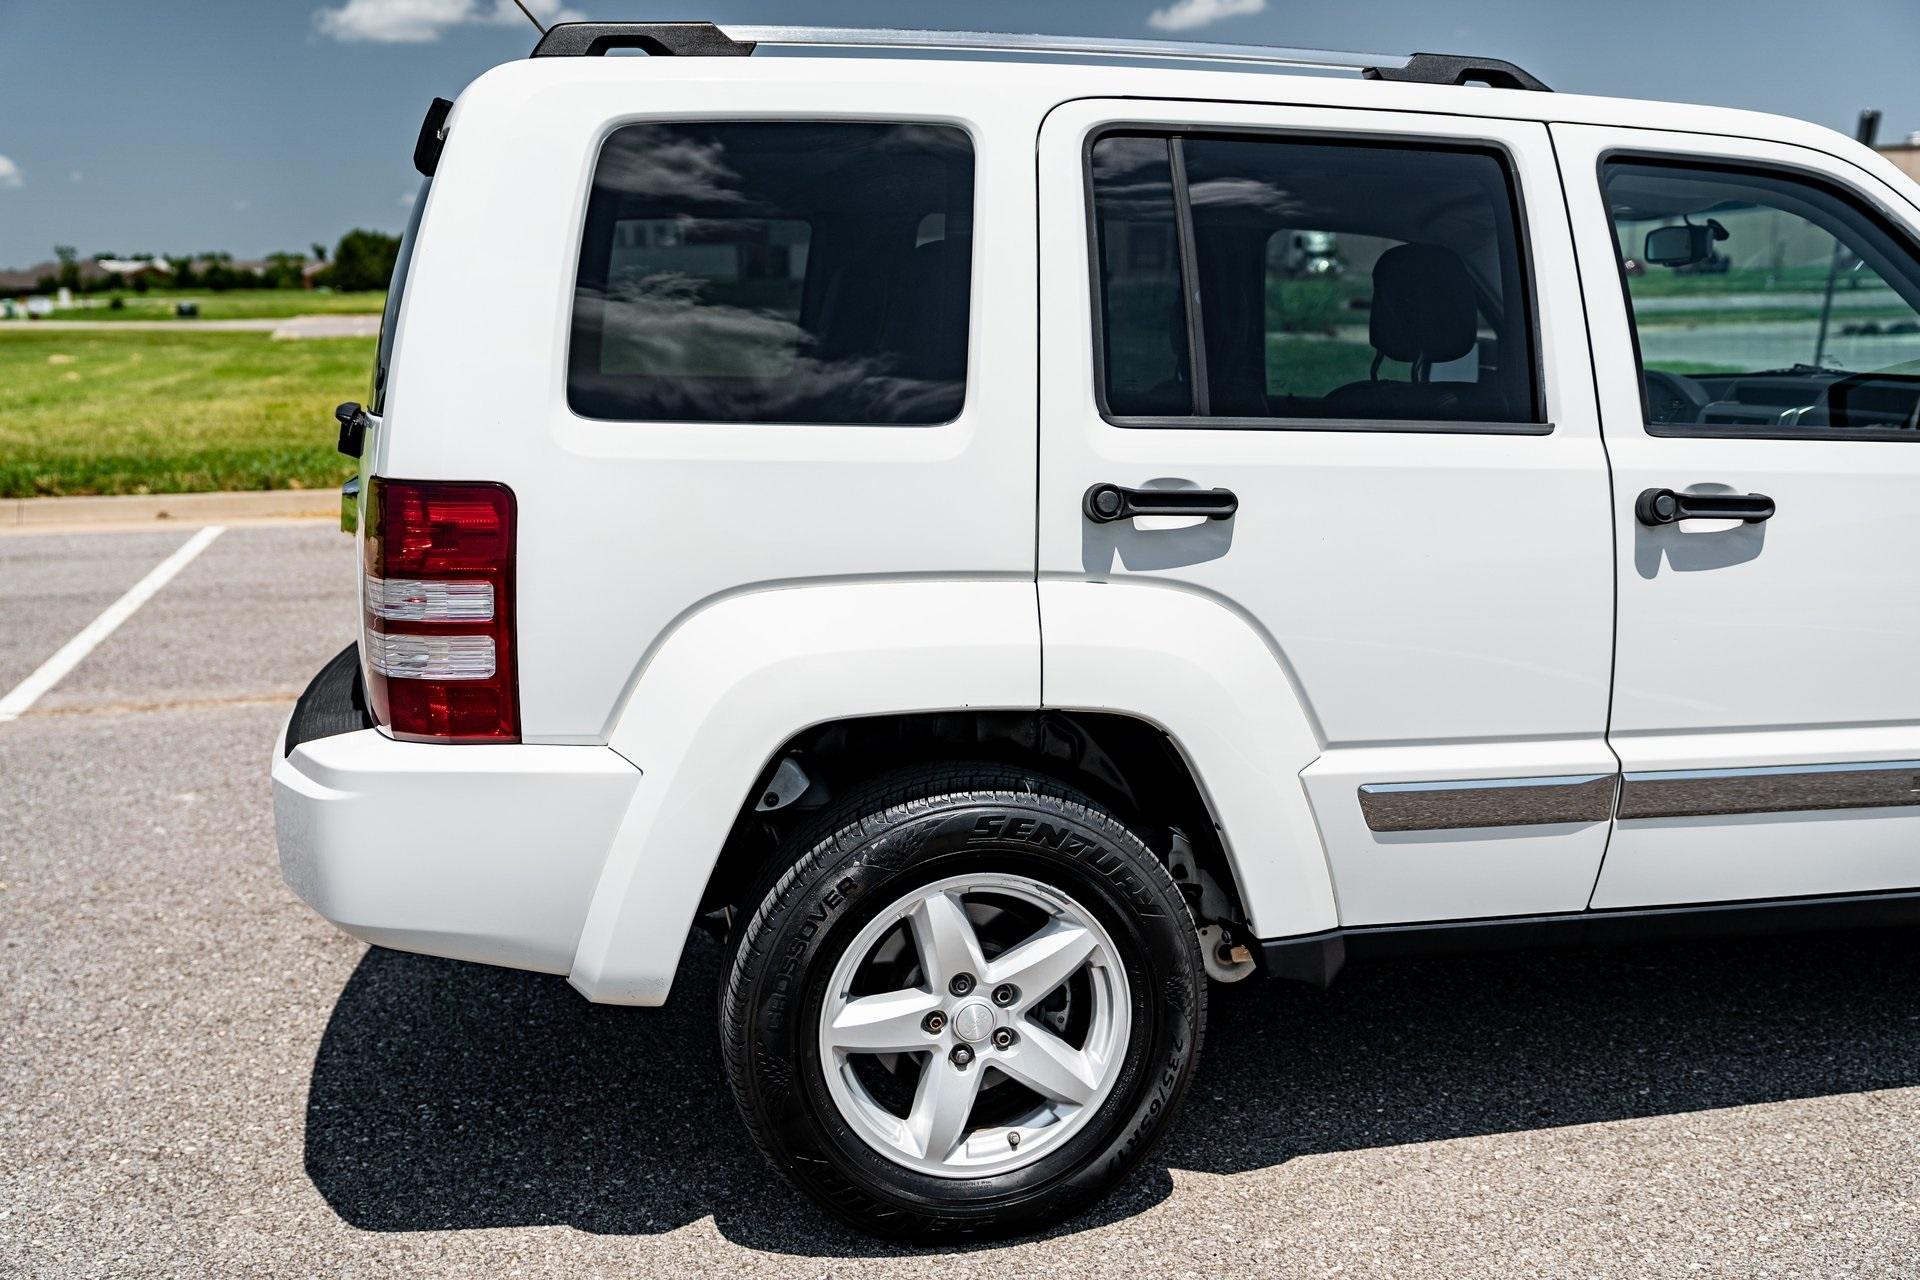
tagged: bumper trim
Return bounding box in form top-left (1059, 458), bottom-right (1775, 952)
top-left (286, 643), bottom-right (374, 757)
top-left (274, 725), bottom-right (642, 975)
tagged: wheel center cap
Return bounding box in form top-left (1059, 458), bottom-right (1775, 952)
top-left (951, 1000), bottom-right (995, 1044)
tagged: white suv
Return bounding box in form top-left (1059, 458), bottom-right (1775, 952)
top-left (274, 22), bottom-right (1920, 1237)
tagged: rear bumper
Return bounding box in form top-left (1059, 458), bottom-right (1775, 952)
top-left (272, 653), bottom-right (642, 975)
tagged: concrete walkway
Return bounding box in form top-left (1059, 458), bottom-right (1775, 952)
top-left (0, 314), bottom-right (381, 338)
top-left (0, 489), bottom-right (338, 533)
top-left (2, 318), bottom-right (281, 332)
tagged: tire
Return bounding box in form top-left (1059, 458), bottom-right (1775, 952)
top-left (720, 763), bottom-right (1206, 1240)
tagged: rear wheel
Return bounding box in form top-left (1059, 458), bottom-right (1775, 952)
top-left (719, 764), bottom-right (1205, 1239)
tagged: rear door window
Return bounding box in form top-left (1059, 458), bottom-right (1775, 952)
top-left (569, 121), bottom-right (974, 424)
top-left (1091, 132), bottom-right (1540, 427)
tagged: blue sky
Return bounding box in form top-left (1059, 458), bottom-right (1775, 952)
top-left (1, 0), bottom-right (1917, 267)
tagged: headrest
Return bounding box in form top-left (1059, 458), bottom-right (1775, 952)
top-left (907, 237), bottom-right (967, 291)
top-left (894, 238), bottom-right (969, 380)
top-left (1369, 243), bottom-right (1478, 365)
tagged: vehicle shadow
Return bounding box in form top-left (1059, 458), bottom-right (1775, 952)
top-left (304, 926), bottom-right (1920, 1256)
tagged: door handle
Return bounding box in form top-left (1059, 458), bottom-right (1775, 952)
top-left (1084, 483), bottom-right (1239, 524)
top-left (1634, 487), bottom-right (1774, 527)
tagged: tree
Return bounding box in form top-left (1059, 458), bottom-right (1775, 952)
top-left (310, 243), bottom-right (328, 263)
top-left (53, 245), bottom-right (80, 292)
top-left (327, 229), bottom-right (401, 292)
top-left (263, 252), bottom-right (305, 290)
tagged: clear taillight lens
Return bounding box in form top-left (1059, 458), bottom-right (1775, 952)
top-left (365, 633), bottom-right (497, 680)
top-left (363, 575), bottom-right (495, 622)
top-left (362, 478), bottom-right (518, 742)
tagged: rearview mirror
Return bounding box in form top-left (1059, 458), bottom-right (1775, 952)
top-left (1644, 223), bottom-right (1713, 267)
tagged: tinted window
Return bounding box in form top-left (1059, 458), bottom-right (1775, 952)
top-left (1091, 135), bottom-right (1193, 416)
top-left (1605, 159), bottom-right (1920, 437)
top-left (372, 177), bottom-right (429, 414)
top-left (1091, 133), bottom-right (1539, 427)
top-left (570, 122), bottom-right (974, 424)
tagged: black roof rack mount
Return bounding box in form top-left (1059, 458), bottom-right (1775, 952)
top-left (1361, 52), bottom-right (1550, 92)
top-left (531, 22), bottom-right (755, 58)
top-left (527, 23), bottom-right (1550, 93)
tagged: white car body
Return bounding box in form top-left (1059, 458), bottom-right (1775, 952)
top-left (273, 33), bottom-right (1920, 1006)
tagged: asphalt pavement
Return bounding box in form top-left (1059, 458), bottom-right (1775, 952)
top-left (2, 520), bottom-right (1917, 1277)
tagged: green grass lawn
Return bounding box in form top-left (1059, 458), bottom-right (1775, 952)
top-left (0, 329), bottom-right (370, 497)
top-left (1634, 305), bottom-right (1916, 327)
top-left (1267, 336), bottom-right (1394, 396)
top-left (1623, 265), bottom-right (1853, 296)
top-left (37, 289), bottom-right (385, 323)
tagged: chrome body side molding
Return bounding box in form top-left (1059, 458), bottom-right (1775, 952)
top-left (1358, 759), bottom-right (1920, 831)
top-left (1357, 773), bottom-right (1618, 833)
top-left (1616, 759), bottom-right (1920, 820)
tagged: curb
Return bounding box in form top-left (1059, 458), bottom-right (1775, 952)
top-left (0, 490), bottom-right (339, 530)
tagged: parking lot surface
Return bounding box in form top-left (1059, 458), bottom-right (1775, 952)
top-left (2, 521), bottom-right (1917, 1277)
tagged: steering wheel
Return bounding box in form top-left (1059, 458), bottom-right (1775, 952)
top-left (1815, 370), bottom-right (1920, 431)
top-left (1642, 369), bottom-right (1710, 425)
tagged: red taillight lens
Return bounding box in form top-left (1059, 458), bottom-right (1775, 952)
top-left (362, 477), bottom-right (518, 743)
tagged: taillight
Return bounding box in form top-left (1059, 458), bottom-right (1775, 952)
top-left (362, 477), bottom-right (518, 742)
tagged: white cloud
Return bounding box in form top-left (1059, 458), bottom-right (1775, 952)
top-left (399, 189), bottom-right (417, 207)
top-left (1147, 0), bottom-right (1267, 32)
top-left (69, 170), bottom-right (83, 183)
top-left (0, 156), bottom-right (22, 189)
top-left (233, 199), bottom-right (252, 212)
top-left (315, 0), bottom-right (580, 43)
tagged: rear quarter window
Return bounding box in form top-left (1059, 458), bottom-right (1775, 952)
top-left (568, 121), bottom-right (975, 425)
top-left (372, 177), bottom-right (429, 414)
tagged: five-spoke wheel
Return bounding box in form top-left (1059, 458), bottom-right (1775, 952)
top-left (720, 765), bottom-right (1206, 1239)
top-left (819, 873), bottom-right (1131, 1176)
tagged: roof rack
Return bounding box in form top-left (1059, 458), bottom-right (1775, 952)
top-left (527, 22), bottom-right (1551, 91)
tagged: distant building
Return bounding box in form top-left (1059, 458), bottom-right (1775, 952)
top-left (0, 252), bottom-right (327, 297)
top-left (1878, 134), bottom-right (1920, 184)
top-left (0, 257), bottom-right (167, 293)
top-left (95, 256), bottom-right (171, 279)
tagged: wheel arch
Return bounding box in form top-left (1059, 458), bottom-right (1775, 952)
top-left (569, 578), bottom-right (1042, 1005)
top-left (568, 577), bottom-right (1338, 1005)
top-left (700, 707), bottom-right (1252, 935)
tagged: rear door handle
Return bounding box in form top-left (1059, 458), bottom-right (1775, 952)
top-left (1634, 487), bottom-right (1774, 526)
top-left (1084, 483), bottom-right (1239, 524)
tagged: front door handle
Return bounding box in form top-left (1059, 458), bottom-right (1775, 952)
top-left (1634, 487), bottom-right (1775, 527)
top-left (1084, 483), bottom-right (1239, 524)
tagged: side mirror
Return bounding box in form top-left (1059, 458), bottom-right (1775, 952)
top-left (1644, 224), bottom-right (1713, 268)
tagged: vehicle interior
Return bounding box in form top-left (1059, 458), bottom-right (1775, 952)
top-left (1184, 136), bottom-right (1538, 424)
top-left (1094, 134), bottom-right (1539, 425)
top-left (570, 120), bottom-right (975, 425)
top-left (1606, 160), bottom-right (1920, 435)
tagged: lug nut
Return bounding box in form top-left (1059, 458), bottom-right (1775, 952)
top-left (991, 1027), bottom-right (1017, 1050)
top-left (950, 1045), bottom-right (974, 1068)
top-left (991, 983), bottom-right (1017, 1006)
top-left (922, 1011), bottom-right (946, 1035)
top-left (949, 973), bottom-right (975, 996)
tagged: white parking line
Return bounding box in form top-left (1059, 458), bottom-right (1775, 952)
top-left (0, 525), bottom-right (226, 724)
